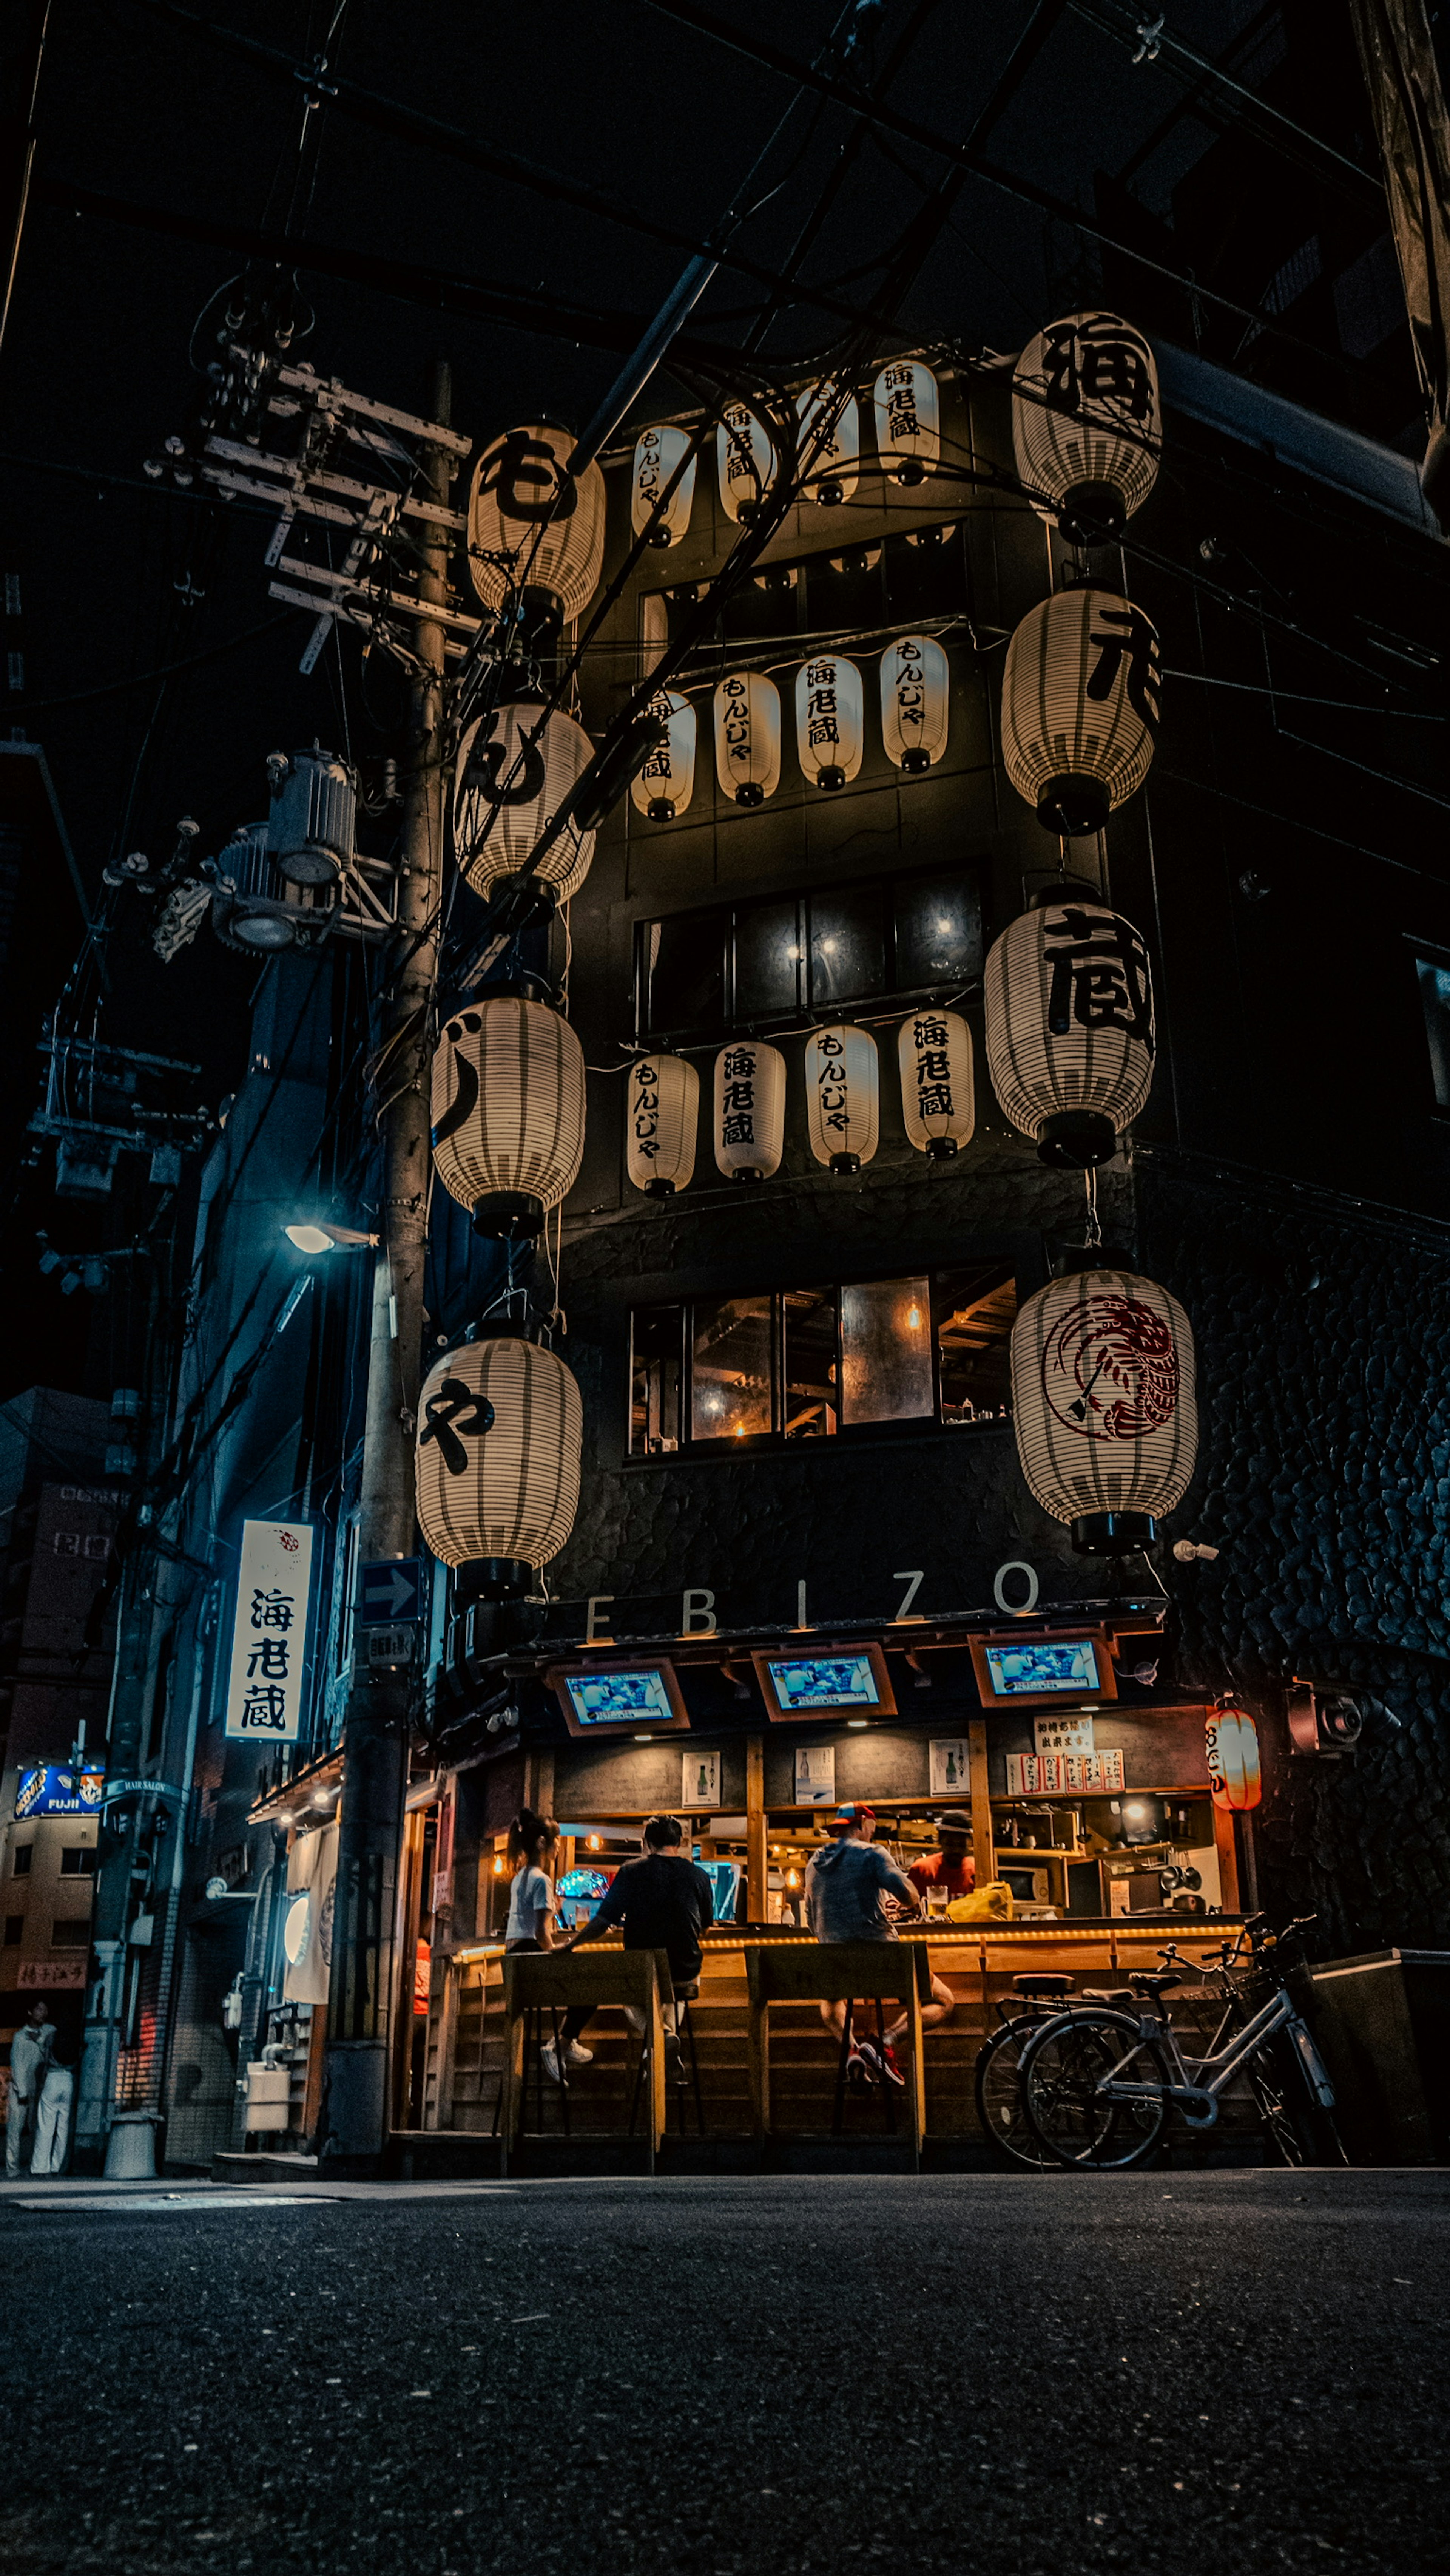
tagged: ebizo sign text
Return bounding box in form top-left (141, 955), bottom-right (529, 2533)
top-left (224, 1520), bottom-right (315, 1741)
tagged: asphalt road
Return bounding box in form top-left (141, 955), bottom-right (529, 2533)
top-left (4, 2169), bottom-right (1446, 2575)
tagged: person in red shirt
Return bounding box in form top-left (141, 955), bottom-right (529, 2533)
top-left (885, 1811), bottom-right (976, 2044)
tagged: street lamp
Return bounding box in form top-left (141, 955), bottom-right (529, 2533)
top-left (283, 1222), bottom-right (379, 1254)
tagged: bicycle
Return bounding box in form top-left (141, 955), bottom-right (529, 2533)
top-left (1018, 1915), bottom-right (1346, 2171)
top-left (974, 1973), bottom-right (1095, 2170)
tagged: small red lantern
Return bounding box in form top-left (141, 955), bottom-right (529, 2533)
top-left (1205, 1699), bottom-right (1262, 1812)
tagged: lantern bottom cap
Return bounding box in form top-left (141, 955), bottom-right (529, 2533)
top-left (1070, 1510), bottom-right (1158, 1555)
top-left (646, 797), bottom-right (676, 823)
top-left (646, 528), bottom-right (673, 548)
top-left (817, 479), bottom-right (844, 506)
top-left (470, 1190), bottom-right (547, 1242)
top-left (729, 1167), bottom-right (765, 1183)
top-left (643, 1178), bottom-right (677, 1198)
top-left (827, 1151), bottom-right (861, 1174)
top-left (923, 1135), bottom-right (958, 1160)
top-left (813, 768), bottom-right (846, 791)
top-left (898, 748), bottom-right (932, 775)
top-left (1037, 1107), bottom-right (1118, 1168)
top-left (1036, 775), bottom-right (1112, 839)
top-left (454, 1557), bottom-right (535, 1604)
top-left (893, 459), bottom-right (927, 486)
top-left (1058, 480), bottom-right (1128, 547)
top-left (734, 783), bottom-right (766, 808)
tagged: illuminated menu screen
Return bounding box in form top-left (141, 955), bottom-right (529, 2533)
top-left (765, 1654), bottom-right (882, 1713)
top-left (563, 1668), bottom-right (676, 1727)
top-left (983, 1639), bottom-right (1100, 1699)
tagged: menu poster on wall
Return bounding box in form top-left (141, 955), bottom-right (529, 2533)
top-left (1004, 1750), bottom-right (1125, 1795)
top-left (224, 1520), bottom-right (315, 1741)
top-left (794, 1745), bottom-right (836, 1805)
top-left (929, 1739), bottom-right (969, 1796)
top-left (682, 1749), bottom-right (721, 1808)
top-left (1033, 1714), bottom-right (1096, 1758)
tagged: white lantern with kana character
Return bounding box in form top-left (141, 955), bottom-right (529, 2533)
top-left (984, 885), bottom-right (1155, 1168)
top-left (1013, 312), bottom-right (1160, 546)
top-left (626, 1052), bottom-right (698, 1196)
top-left (1010, 1262), bottom-right (1197, 1555)
top-left (453, 701), bottom-right (596, 900)
top-left (629, 690), bottom-right (696, 823)
top-left (416, 1336), bottom-right (582, 1594)
top-left (467, 423), bottom-right (605, 623)
top-left (431, 993), bottom-right (586, 1240)
top-left (713, 1039), bottom-right (785, 1181)
top-left (631, 422), bottom-right (696, 548)
top-left (898, 1008), bottom-right (975, 1158)
top-left (797, 383), bottom-right (860, 505)
top-left (795, 655), bottom-right (864, 791)
top-left (717, 403), bottom-right (776, 522)
top-left (713, 672), bottom-right (781, 807)
top-left (872, 360), bottom-right (940, 486)
top-left (805, 1024), bottom-right (878, 1174)
top-left (881, 635), bottom-right (949, 774)
top-left (1000, 584), bottom-right (1161, 838)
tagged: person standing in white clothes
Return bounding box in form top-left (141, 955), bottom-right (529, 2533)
top-left (31, 2036), bottom-right (75, 2176)
top-left (6, 1998), bottom-right (54, 2176)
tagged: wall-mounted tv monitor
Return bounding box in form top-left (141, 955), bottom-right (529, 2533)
top-left (547, 1658), bottom-right (690, 1736)
top-left (753, 1642), bottom-right (896, 1722)
top-left (969, 1631), bottom-right (1116, 1708)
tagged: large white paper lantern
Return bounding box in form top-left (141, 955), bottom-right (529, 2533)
top-left (431, 995), bottom-right (586, 1239)
top-left (713, 672), bottom-right (781, 807)
top-left (713, 1039), bottom-right (785, 1181)
top-left (1010, 1264), bottom-right (1197, 1554)
top-left (873, 360), bottom-right (940, 485)
top-left (881, 634), bottom-right (950, 774)
top-left (797, 383), bottom-right (860, 505)
top-left (795, 655), bottom-right (864, 790)
top-left (630, 422), bottom-right (696, 548)
top-left (1000, 585), bottom-right (1160, 837)
top-left (984, 886), bottom-right (1154, 1167)
top-left (453, 702), bottom-right (595, 900)
top-left (1013, 312), bottom-right (1160, 545)
top-left (629, 690), bottom-right (696, 823)
top-left (416, 1336), bottom-right (582, 1588)
top-left (898, 1008), bottom-right (975, 1158)
top-left (805, 1025), bottom-right (879, 1174)
top-left (467, 423), bottom-right (605, 623)
top-left (718, 403), bottom-right (776, 522)
top-left (626, 1052), bottom-right (698, 1196)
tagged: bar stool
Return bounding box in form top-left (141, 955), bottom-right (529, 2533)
top-left (628, 1977), bottom-right (707, 2141)
top-left (747, 1941), bottom-right (930, 2170)
top-left (500, 1947), bottom-right (670, 2175)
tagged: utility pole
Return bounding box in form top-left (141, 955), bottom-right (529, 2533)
top-left (321, 359), bottom-right (455, 2168)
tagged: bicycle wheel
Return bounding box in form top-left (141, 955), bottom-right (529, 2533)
top-left (974, 2020), bottom-right (1054, 2171)
top-left (1022, 2009), bottom-right (1171, 2171)
top-left (1253, 2034), bottom-right (1350, 2167)
top-left (1248, 2054), bottom-right (1308, 2166)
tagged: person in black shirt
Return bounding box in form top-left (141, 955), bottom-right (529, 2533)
top-left (541, 1815), bottom-right (716, 2083)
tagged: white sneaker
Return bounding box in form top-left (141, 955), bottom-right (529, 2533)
top-left (541, 2036), bottom-right (594, 2082)
top-left (564, 2038), bottom-right (594, 2066)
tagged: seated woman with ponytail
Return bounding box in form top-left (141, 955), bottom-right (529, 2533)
top-left (504, 1810), bottom-right (561, 1955)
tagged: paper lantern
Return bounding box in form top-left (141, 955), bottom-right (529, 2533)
top-left (629, 690), bottom-right (696, 823)
top-left (1010, 1264), bottom-right (1197, 1553)
top-left (1205, 1700), bottom-right (1262, 1813)
top-left (984, 886), bottom-right (1155, 1167)
top-left (713, 1039), bottom-right (785, 1181)
top-left (805, 1025), bottom-right (879, 1174)
top-left (626, 1052), bottom-right (698, 1195)
top-left (1000, 585), bottom-right (1161, 837)
top-left (630, 422), bottom-right (696, 548)
top-left (795, 655), bottom-right (864, 790)
top-left (881, 635), bottom-right (949, 774)
top-left (431, 995), bottom-right (585, 1239)
top-left (718, 403), bottom-right (776, 522)
top-left (416, 1336), bottom-right (582, 1589)
top-left (1013, 311), bottom-right (1160, 545)
top-left (797, 383), bottom-right (860, 505)
top-left (898, 1008), bottom-right (975, 1158)
top-left (713, 672), bottom-right (781, 807)
top-left (873, 360), bottom-right (940, 485)
top-left (467, 422), bottom-right (605, 623)
top-left (453, 701), bottom-right (595, 901)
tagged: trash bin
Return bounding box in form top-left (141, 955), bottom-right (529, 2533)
top-left (103, 2109), bottom-right (163, 2179)
top-left (1306, 1950), bottom-right (1450, 2163)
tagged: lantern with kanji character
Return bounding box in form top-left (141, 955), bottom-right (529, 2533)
top-left (416, 1334), bottom-right (582, 1595)
top-left (798, 383), bottom-right (859, 505)
top-left (804, 1024), bottom-right (878, 1174)
top-left (898, 1008), bottom-right (975, 1158)
top-left (1010, 1263), bottom-right (1197, 1553)
top-left (629, 690), bottom-right (696, 823)
top-left (872, 359), bottom-right (940, 486)
top-left (431, 993), bottom-right (586, 1240)
top-left (1001, 585), bottom-right (1160, 837)
top-left (467, 423), bottom-right (606, 625)
top-left (713, 1039), bottom-right (785, 1181)
top-left (1205, 1699), bottom-right (1262, 1812)
top-left (881, 634), bottom-right (949, 774)
top-left (631, 422), bottom-right (696, 548)
top-left (713, 672), bottom-right (781, 807)
top-left (984, 885), bottom-right (1155, 1167)
top-left (626, 1051), bottom-right (698, 1196)
top-left (453, 701), bottom-right (596, 900)
top-left (1013, 311), bottom-right (1160, 546)
top-left (795, 655), bottom-right (864, 791)
top-left (717, 403), bottom-right (776, 522)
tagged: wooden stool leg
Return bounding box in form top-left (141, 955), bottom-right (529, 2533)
top-left (548, 2006), bottom-right (571, 2140)
top-left (876, 1999), bottom-right (896, 2133)
top-left (833, 2002), bottom-right (854, 2135)
top-left (685, 2000), bottom-right (706, 2138)
top-left (627, 2018), bottom-right (648, 2139)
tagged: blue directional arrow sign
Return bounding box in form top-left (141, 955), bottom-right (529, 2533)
top-left (359, 1557), bottom-right (425, 1624)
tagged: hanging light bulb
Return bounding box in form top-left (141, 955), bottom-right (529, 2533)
top-left (872, 360), bottom-right (940, 486)
top-left (416, 1334), bottom-right (582, 1597)
top-left (880, 635), bottom-right (949, 774)
top-left (713, 673), bottom-right (781, 808)
top-left (983, 885), bottom-right (1155, 1167)
top-left (1012, 312), bottom-right (1161, 546)
top-left (629, 691), bottom-right (696, 823)
top-left (1009, 1262), bottom-right (1197, 1555)
top-left (431, 994), bottom-right (586, 1239)
top-left (804, 1025), bottom-right (879, 1174)
top-left (630, 422), bottom-right (696, 548)
top-left (626, 1052), bottom-right (699, 1196)
top-left (713, 1039), bottom-right (786, 1181)
top-left (717, 403), bottom-right (776, 523)
top-left (1000, 586), bottom-right (1161, 837)
top-left (794, 656), bottom-right (864, 791)
top-left (797, 383), bottom-right (860, 506)
top-left (452, 702), bottom-right (596, 900)
top-left (897, 1008), bottom-right (975, 1160)
top-left (467, 422), bottom-right (605, 625)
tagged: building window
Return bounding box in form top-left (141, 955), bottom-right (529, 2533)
top-left (3, 1916), bottom-right (22, 1946)
top-left (629, 1261), bottom-right (1016, 1455)
top-left (1413, 950), bottom-right (1450, 1109)
top-left (60, 1848), bottom-right (94, 1876)
top-left (50, 1918), bottom-right (93, 1947)
top-left (646, 525), bottom-right (967, 675)
top-left (12, 1843), bottom-right (33, 1876)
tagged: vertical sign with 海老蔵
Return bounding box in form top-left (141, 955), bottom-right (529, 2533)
top-left (224, 1520), bottom-right (315, 1740)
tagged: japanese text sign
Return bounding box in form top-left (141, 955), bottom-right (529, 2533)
top-left (224, 1520), bottom-right (315, 1742)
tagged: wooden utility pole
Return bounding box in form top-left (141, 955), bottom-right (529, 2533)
top-left (322, 361), bottom-right (455, 2169)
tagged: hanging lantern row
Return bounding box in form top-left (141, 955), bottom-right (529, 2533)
top-left (1012, 310), bottom-right (1161, 547)
top-left (629, 639), bottom-right (952, 823)
top-left (452, 701), bottom-right (597, 901)
top-left (1001, 584), bottom-right (1161, 839)
top-left (984, 886), bottom-right (1155, 1169)
top-left (1010, 1262), bottom-right (1197, 1556)
top-left (467, 423), bottom-right (606, 626)
top-left (415, 1333), bottom-right (583, 1592)
top-left (630, 364), bottom-right (944, 550)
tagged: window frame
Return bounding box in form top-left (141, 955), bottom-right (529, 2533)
top-left (1408, 936), bottom-right (1450, 1117)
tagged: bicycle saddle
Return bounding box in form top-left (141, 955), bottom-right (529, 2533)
top-left (1128, 1974), bottom-right (1183, 1997)
top-left (1080, 1987), bottom-right (1137, 2006)
top-left (1010, 1975), bottom-right (1073, 1998)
